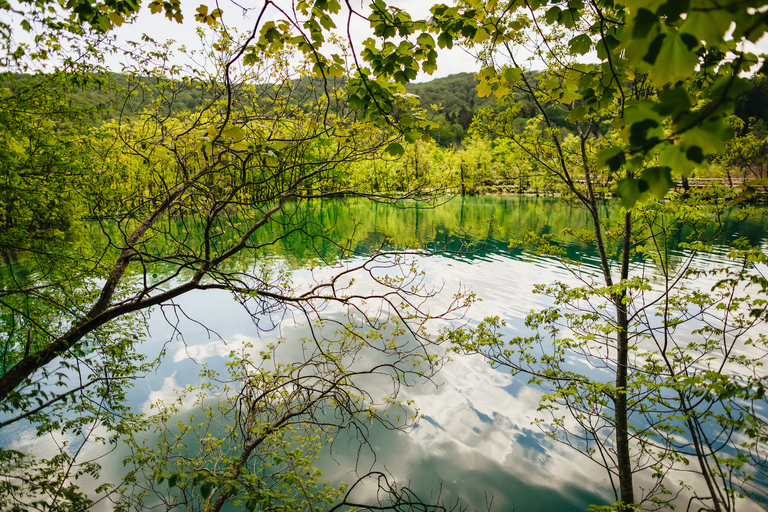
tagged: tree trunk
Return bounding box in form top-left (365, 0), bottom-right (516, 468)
top-left (681, 175), bottom-right (690, 199)
top-left (614, 210), bottom-right (634, 510)
top-left (582, 134), bottom-right (635, 510)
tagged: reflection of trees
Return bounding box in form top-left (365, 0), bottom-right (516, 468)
top-left (448, 195), bottom-right (768, 511)
top-left (0, 15), bottom-right (467, 512)
top-left (123, 318), bottom-right (465, 512)
top-left (439, 0), bottom-right (768, 504)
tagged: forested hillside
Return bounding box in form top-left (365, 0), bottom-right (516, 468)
top-left (407, 72), bottom-right (496, 145)
top-left (5, 68), bottom-right (768, 150)
top-left (0, 71), bottom-right (504, 145)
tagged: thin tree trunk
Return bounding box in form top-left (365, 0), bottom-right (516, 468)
top-left (614, 210), bottom-right (634, 511)
top-left (581, 134), bottom-right (634, 510)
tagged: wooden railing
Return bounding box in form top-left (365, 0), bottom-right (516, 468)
top-left (679, 177), bottom-right (746, 188)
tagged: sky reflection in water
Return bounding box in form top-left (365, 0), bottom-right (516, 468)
top-left (127, 239), bottom-right (613, 508)
top-left (9, 196), bottom-right (768, 511)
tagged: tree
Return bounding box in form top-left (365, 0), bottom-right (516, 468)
top-left (0, 3), bottom-right (473, 510)
top-left (427, 1), bottom-right (768, 510)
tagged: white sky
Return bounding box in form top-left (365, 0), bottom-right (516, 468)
top-left (16, 0), bottom-right (764, 80)
top-left (109, 0), bottom-right (481, 81)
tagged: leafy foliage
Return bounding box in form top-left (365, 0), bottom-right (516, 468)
top-left (2, 0), bottom-right (768, 510)
top-left (0, 3), bottom-right (471, 511)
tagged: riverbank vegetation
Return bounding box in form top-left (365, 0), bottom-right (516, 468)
top-left (2, 0), bottom-right (768, 511)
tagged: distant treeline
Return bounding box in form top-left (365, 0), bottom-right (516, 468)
top-left (3, 70), bottom-right (768, 145)
top-left (0, 71), bottom-right (215, 124)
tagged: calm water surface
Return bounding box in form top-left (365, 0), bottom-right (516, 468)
top-left (7, 196), bottom-right (768, 511)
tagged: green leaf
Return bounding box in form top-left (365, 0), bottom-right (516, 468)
top-left (540, 77), bottom-right (559, 90)
top-left (658, 144), bottom-right (696, 177)
top-left (640, 166), bottom-right (675, 199)
top-left (560, 8), bottom-right (578, 28)
top-left (567, 105), bottom-right (587, 122)
top-left (705, 75), bottom-right (749, 111)
top-left (545, 6), bottom-right (561, 24)
top-left (243, 53), bottom-right (259, 66)
top-left (681, 9), bottom-right (731, 43)
top-left (596, 34), bottom-right (620, 60)
top-left (502, 66), bottom-right (522, 85)
top-left (221, 126), bottom-right (245, 142)
top-left (628, 118), bottom-right (662, 150)
top-left (679, 118), bottom-right (733, 155)
top-left (422, 51), bottom-right (437, 74)
top-left (648, 32), bottom-right (699, 85)
top-left (473, 26), bottom-right (490, 43)
top-left (437, 32), bottom-right (453, 49)
top-left (642, 33), bottom-right (666, 65)
top-left (616, 178), bottom-right (644, 208)
top-left (631, 8), bottom-right (659, 39)
top-left (385, 142), bottom-right (405, 157)
top-left (404, 130), bottom-right (420, 143)
top-left (620, 100), bottom-right (665, 151)
top-left (319, 13), bottom-right (335, 30)
top-left (417, 33), bottom-right (435, 48)
top-left (656, 86), bottom-right (691, 116)
top-left (597, 146), bottom-right (626, 171)
top-left (347, 94), bottom-right (363, 110)
top-left (569, 34), bottom-right (592, 55)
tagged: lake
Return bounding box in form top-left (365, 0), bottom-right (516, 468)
top-left (4, 195), bottom-right (768, 511)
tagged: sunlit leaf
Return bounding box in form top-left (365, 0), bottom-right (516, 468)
top-left (658, 144), bottom-right (696, 177)
top-left (679, 118), bottom-right (733, 155)
top-left (616, 177), bottom-right (645, 208)
top-left (681, 9), bottom-right (731, 44)
top-left (222, 126), bottom-right (245, 142)
top-left (648, 32), bottom-right (699, 86)
top-left (476, 79), bottom-right (494, 98)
